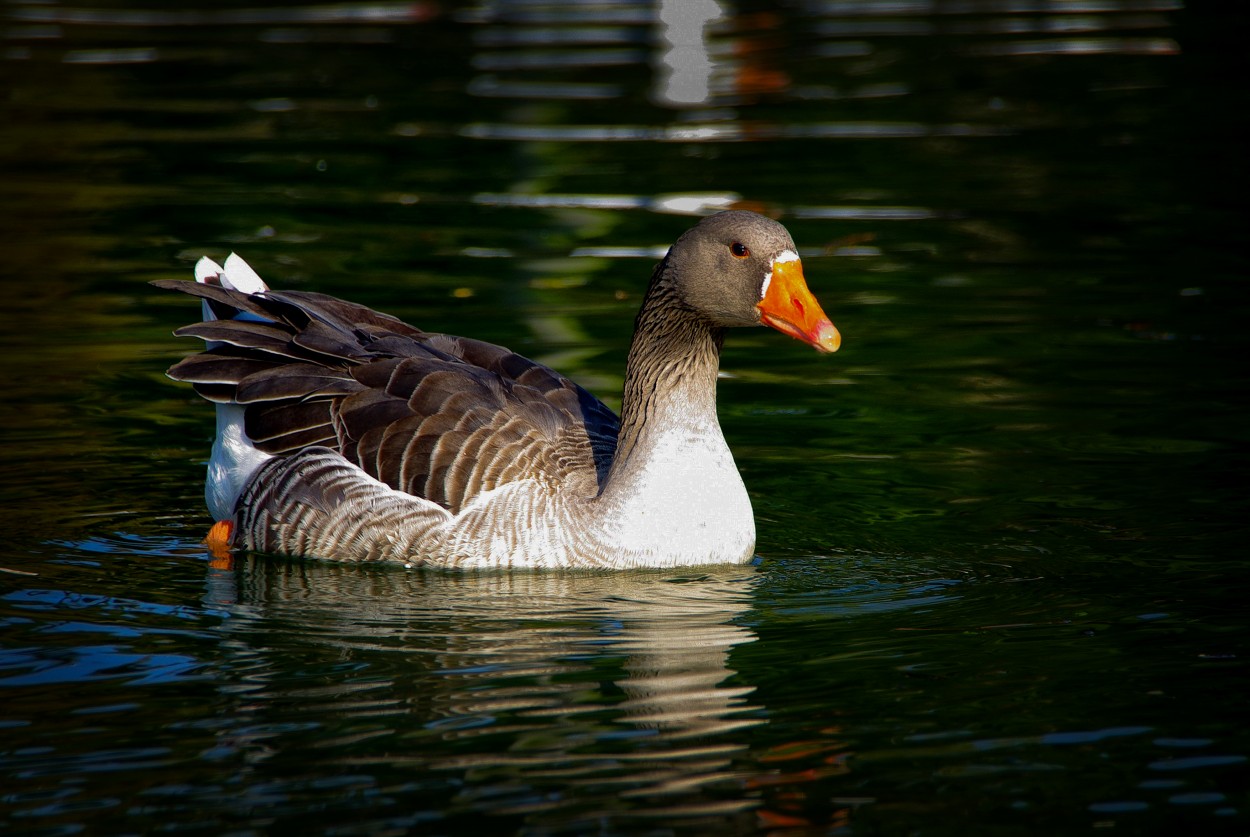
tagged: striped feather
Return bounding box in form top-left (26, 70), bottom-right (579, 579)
top-left (158, 274), bottom-right (619, 522)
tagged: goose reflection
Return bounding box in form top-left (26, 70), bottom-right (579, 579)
top-left (202, 559), bottom-right (766, 820)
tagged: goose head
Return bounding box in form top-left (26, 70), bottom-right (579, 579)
top-left (664, 210), bottom-right (841, 353)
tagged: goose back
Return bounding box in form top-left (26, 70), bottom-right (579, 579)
top-left (153, 280), bottom-right (620, 514)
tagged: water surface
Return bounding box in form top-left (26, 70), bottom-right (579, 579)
top-left (2, 1), bottom-right (1247, 833)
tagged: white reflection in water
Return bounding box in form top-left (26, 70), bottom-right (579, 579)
top-left (471, 190), bottom-right (742, 216)
top-left (653, 0), bottom-right (725, 106)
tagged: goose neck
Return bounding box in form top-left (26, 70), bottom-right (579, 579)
top-left (610, 284), bottom-right (726, 476)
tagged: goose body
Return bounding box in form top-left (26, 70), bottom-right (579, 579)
top-left (158, 211), bottom-right (839, 569)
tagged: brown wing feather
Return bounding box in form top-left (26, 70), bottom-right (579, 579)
top-left (156, 278), bottom-right (619, 513)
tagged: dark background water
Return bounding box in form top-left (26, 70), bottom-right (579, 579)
top-left (2, 0), bottom-right (1248, 833)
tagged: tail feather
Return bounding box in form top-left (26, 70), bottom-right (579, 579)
top-left (190, 254), bottom-right (274, 521)
top-left (222, 253), bottom-right (267, 293)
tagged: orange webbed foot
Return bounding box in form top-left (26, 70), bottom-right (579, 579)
top-left (204, 520), bottom-right (235, 569)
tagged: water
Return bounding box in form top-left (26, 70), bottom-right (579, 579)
top-left (2, 0), bottom-right (1248, 833)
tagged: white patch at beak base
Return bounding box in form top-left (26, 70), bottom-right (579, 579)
top-left (760, 249), bottom-right (800, 300)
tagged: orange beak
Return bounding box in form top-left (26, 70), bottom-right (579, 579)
top-left (757, 256), bottom-right (841, 353)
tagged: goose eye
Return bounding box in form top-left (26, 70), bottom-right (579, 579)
top-left (730, 242), bottom-right (750, 259)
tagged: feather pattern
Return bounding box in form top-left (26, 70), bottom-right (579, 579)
top-left (157, 210), bottom-right (839, 567)
top-left (155, 278), bottom-right (617, 519)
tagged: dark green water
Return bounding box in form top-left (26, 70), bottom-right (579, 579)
top-left (2, 1), bottom-right (1247, 833)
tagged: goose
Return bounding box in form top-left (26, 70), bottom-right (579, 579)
top-left (156, 210), bottom-right (840, 569)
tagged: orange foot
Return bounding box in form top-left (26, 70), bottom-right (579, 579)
top-left (204, 520), bottom-right (235, 570)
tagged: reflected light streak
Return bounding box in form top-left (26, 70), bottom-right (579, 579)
top-left (652, 193), bottom-right (741, 214)
top-left (970, 37), bottom-right (1179, 55)
top-left (568, 246), bottom-right (671, 259)
top-left (258, 26), bottom-right (393, 43)
top-left (473, 25), bottom-right (642, 46)
top-left (461, 120), bottom-right (1006, 142)
top-left (12, 3), bottom-right (436, 26)
top-left (460, 247), bottom-right (515, 259)
top-left (470, 191), bottom-right (934, 231)
top-left (473, 193), bottom-right (647, 210)
top-left (793, 205), bottom-right (936, 220)
top-left (458, 5), bottom-right (655, 26)
top-left (471, 191), bottom-right (742, 218)
top-left (472, 47), bottom-right (644, 70)
top-left (8, 25), bottom-right (62, 40)
top-left (805, 0), bottom-right (1181, 14)
top-left (946, 13), bottom-right (1172, 34)
top-left (62, 48), bottom-right (158, 64)
top-left (816, 19), bottom-right (935, 36)
top-left (468, 77), bottom-right (622, 100)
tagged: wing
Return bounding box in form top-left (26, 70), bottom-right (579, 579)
top-left (153, 279), bottom-right (620, 513)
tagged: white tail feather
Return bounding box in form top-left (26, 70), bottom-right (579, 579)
top-left (194, 256), bottom-right (226, 284)
top-left (194, 254), bottom-right (273, 521)
top-left (222, 252), bottom-right (267, 294)
top-left (194, 257), bottom-right (226, 327)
